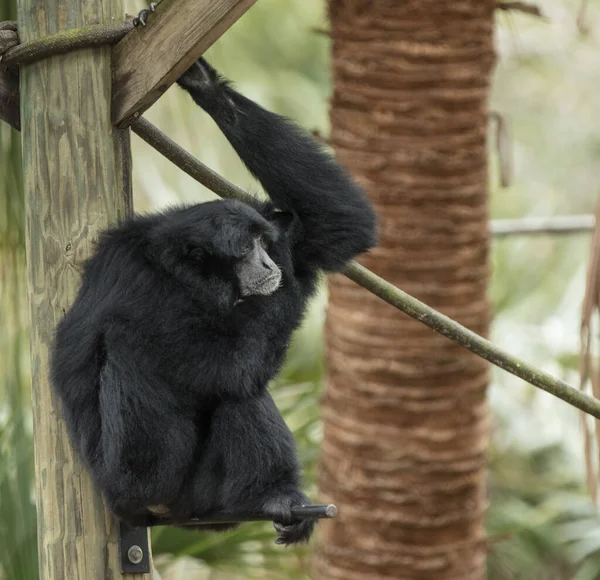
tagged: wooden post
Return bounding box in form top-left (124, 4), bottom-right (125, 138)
top-left (17, 0), bottom-right (150, 578)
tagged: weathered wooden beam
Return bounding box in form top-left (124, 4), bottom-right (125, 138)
top-left (17, 0), bottom-right (150, 578)
top-left (111, 0), bottom-right (256, 127)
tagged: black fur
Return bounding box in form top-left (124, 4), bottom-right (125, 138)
top-left (50, 57), bottom-right (377, 545)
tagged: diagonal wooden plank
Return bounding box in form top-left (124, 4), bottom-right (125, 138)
top-left (111, 0), bottom-right (256, 127)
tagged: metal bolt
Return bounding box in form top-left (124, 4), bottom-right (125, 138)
top-left (127, 545), bottom-right (144, 565)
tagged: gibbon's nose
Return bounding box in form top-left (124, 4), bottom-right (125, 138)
top-left (262, 258), bottom-right (273, 271)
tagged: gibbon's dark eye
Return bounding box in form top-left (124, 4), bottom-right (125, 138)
top-left (257, 235), bottom-right (268, 249)
top-left (240, 242), bottom-right (253, 256)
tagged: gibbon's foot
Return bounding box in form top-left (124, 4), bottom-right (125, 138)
top-left (273, 519), bottom-right (314, 546)
top-left (263, 494), bottom-right (316, 546)
top-left (133, 2), bottom-right (157, 26)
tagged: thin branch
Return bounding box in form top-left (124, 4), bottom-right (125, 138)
top-left (580, 198), bottom-right (600, 504)
top-left (344, 262), bottom-right (600, 418)
top-left (496, 2), bottom-right (546, 19)
top-left (492, 215), bottom-right (595, 236)
top-left (577, 0), bottom-right (590, 33)
top-left (131, 118), bottom-right (600, 420)
top-left (132, 118), bottom-right (256, 205)
top-left (489, 111), bottom-right (513, 188)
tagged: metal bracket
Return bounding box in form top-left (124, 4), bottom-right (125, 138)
top-left (116, 503), bottom-right (336, 573)
top-left (118, 521), bottom-right (151, 574)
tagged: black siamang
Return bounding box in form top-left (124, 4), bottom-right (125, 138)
top-left (50, 57), bottom-right (377, 545)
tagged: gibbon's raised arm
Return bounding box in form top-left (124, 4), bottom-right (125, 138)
top-left (177, 58), bottom-right (377, 273)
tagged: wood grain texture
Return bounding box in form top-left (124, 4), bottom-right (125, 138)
top-left (17, 0), bottom-right (152, 578)
top-left (111, 0), bottom-right (255, 127)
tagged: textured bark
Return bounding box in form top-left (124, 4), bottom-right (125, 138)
top-left (314, 2), bottom-right (495, 579)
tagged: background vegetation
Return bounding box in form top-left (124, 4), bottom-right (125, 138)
top-left (2, 0), bottom-right (600, 578)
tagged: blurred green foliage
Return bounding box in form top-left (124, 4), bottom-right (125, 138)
top-left (4, 0), bottom-right (600, 578)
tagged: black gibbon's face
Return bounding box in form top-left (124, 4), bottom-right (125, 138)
top-left (234, 236), bottom-right (281, 297)
top-left (154, 200), bottom-right (285, 302)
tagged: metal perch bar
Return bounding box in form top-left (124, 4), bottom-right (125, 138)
top-left (147, 504), bottom-right (338, 526)
top-left (491, 214), bottom-right (595, 236)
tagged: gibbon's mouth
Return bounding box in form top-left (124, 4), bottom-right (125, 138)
top-left (239, 272), bottom-right (282, 299)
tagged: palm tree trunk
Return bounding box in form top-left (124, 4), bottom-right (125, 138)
top-left (314, 2), bottom-right (495, 579)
